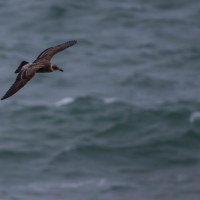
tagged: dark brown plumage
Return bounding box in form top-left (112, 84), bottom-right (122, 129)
top-left (1, 40), bottom-right (77, 100)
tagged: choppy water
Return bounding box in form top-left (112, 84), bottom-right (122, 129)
top-left (0, 0), bottom-right (200, 199)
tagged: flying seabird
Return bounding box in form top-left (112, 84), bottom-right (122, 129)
top-left (1, 40), bottom-right (77, 100)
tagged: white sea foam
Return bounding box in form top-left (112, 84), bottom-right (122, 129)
top-left (55, 96), bottom-right (118, 106)
top-left (103, 97), bottom-right (117, 104)
top-left (55, 97), bottom-right (75, 107)
top-left (189, 111), bottom-right (200, 124)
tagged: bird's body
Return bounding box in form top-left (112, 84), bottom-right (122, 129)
top-left (1, 40), bottom-right (77, 100)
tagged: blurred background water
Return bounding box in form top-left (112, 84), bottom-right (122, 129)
top-left (0, 0), bottom-right (200, 199)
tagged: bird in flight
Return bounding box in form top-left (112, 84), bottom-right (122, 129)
top-left (1, 40), bottom-right (77, 100)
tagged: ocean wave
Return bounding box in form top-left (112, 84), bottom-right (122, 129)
top-left (18, 177), bottom-right (136, 194)
top-left (18, 180), bottom-right (95, 193)
top-left (189, 111), bottom-right (200, 124)
top-left (103, 97), bottom-right (117, 104)
top-left (55, 97), bottom-right (75, 106)
top-left (0, 149), bottom-right (43, 160)
top-left (102, 181), bottom-right (138, 192)
top-left (47, 99), bottom-right (200, 170)
top-left (54, 96), bottom-right (119, 107)
top-left (49, 127), bottom-right (200, 166)
top-left (1, 96), bottom-right (120, 108)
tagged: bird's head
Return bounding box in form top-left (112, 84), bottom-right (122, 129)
top-left (51, 64), bottom-right (63, 72)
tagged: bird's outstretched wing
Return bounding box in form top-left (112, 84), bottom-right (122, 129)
top-left (15, 60), bottom-right (29, 73)
top-left (34, 40), bottom-right (77, 62)
top-left (1, 64), bottom-right (41, 100)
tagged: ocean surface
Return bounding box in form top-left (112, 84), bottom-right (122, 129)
top-left (0, 0), bottom-right (200, 199)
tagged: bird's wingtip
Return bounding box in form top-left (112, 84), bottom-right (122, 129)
top-left (1, 95), bottom-right (7, 100)
top-left (69, 40), bottom-right (77, 45)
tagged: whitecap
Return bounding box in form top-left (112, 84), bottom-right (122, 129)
top-left (189, 111), bottom-right (200, 124)
top-left (55, 97), bottom-right (75, 107)
top-left (103, 97), bottom-right (117, 104)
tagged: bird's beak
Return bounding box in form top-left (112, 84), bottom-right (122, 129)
top-left (59, 69), bottom-right (64, 72)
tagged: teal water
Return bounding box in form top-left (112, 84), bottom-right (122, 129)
top-left (0, 0), bottom-right (200, 199)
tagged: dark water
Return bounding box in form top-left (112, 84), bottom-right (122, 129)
top-left (0, 0), bottom-right (200, 199)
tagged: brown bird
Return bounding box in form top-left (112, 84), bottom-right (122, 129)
top-left (1, 40), bottom-right (77, 100)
